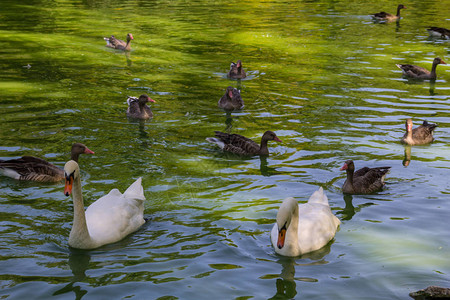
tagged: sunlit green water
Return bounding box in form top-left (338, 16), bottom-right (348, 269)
top-left (1, 0), bottom-right (449, 299)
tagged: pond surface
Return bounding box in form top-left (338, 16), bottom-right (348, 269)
top-left (1, 0), bottom-right (449, 299)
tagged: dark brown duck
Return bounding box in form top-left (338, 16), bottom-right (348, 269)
top-left (401, 119), bottom-right (437, 145)
top-left (340, 160), bottom-right (391, 194)
top-left (396, 57), bottom-right (446, 80)
top-left (127, 95), bottom-right (155, 119)
top-left (0, 143), bottom-right (94, 182)
top-left (104, 33), bottom-right (134, 51)
top-left (206, 131), bottom-right (282, 156)
top-left (218, 86), bottom-right (244, 111)
top-left (427, 27), bottom-right (450, 39)
top-left (371, 4), bottom-right (406, 22)
top-left (227, 60), bottom-right (247, 79)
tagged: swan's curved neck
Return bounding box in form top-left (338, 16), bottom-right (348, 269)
top-left (283, 210), bottom-right (299, 255)
top-left (68, 171), bottom-right (93, 248)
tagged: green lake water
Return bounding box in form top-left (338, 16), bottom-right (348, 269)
top-left (1, 0), bottom-right (449, 299)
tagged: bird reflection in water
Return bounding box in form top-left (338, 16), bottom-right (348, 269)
top-left (269, 245), bottom-right (333, 299)
top-left (403, 146), bottom-right (412, 167)
top-left (341, 194), bottom-right (356, 221)
top-left (52, 249), bottom-right (90, 299)
top-left (127, 118), bottom-right (154, 149)
top-left (259, 156), bottom-right (279, 177)
top-left (337, 193), bottom-right (377, 221)
top-left (125, 51), bottom-right (132, 67)
top-left (429, 79), bottom-right (436, 96)
top-left (224, 111), bottom-right (233, 133)
top-left (268, 257), bottom-right (297, 300)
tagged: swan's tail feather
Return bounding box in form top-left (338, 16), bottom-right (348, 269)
top-left (123, 177), bottom-right (145, 201)
top-left (307, 187), bottom-right (329, 205)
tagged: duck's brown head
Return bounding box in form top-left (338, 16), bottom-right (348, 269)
top-left (139, 94), bottom-right (155, 104)
top-left (340, 160), bottom-right (355, 171)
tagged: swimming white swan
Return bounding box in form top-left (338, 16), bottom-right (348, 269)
top-left (271, 187), bottom-right (340, 257)
top-left (63, 160), bottom-right (146, 249)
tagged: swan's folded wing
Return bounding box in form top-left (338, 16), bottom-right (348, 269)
top-left (297, 204), bottom-right (340, 253)
top-left (85, 183), bottom-right (145, 245)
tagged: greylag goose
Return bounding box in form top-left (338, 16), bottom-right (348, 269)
top-left (206, 131), bottom-right (282, 156)
top-left (63, 160), bottom-right (145, 249)
top-left (126, 94), bottom-right (155, 119)
top-left (104, 33), bottom-right (134, 51)
top-left (271, 187), bottom-right (340, 257)
top-left (401, 119), bottom-right (437, 145)
top-left (371, 4), bottom-right (406, 22)
top-left (218, 86), bottom-right (244, 111)
top-left (340, 160), bottom-right (391, 194)
top-left (0, 143), bottom-right (94, 182)
top-left (427, 27), bottom-right (450, 39)
top-left (396, 57), bottom-right (446, 79)
top-left (227, 60), bottom-right (247, 79)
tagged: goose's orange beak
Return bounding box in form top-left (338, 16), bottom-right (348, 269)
top-left (84, 147), bottom-right (95, 154)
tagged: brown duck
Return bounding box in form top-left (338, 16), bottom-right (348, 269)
top-left (396, 57), bottom-right (446, 79)
top-left (104, 33), bottom-right (134, 51)
top-left (227, 60), bottom-right (247, 79)
top-left (427, 27), bottom-right (450, 39)
top-left (340, 160), bottom-right (391, 194)
top-left (371, 4), bottom-right (406, 22)
top-left (206, 131), bottom-right (281, 156)
top-left (0, 143), bottom-right (94, 182)
top-left (218, 86), bottom-right (244, 111)
top-left (401, 119), bottom-right (437, 145)
top-left (127, 95), bottom-right (155, 119)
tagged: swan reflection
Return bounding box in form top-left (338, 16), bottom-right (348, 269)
top-left (52, 249), bottom-right (90, 299)
top-left (269, 244), bottom-right (334, 299)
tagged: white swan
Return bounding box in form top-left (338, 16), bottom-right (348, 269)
top-left (63, 160), bottom-right (146, 249)
top-left (271, 187), bottom-right (340, 257)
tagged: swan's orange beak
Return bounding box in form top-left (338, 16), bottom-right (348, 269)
top-left (277, 228), bottom-right (286, 249)
top-left (340, 163), bottom-right (348, 171)
top-left (64, 176), bottom-right (73, 196)
top-left (274, 137), bottom-right (282, 143)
